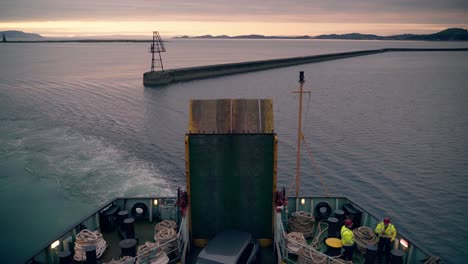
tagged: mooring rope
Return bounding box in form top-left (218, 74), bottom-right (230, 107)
top-left (73, 229), bottom-right (107, 261)
top-left (288, 211), bottom-right (315, 238)
top-left (297, 246), bottom-right (328, 264)
top-left (136, 242), bottom-right (169, 264)
top-left (311, 221), bottom-right (329, 249)
top-left (153, 220), bottom-right (178, 255)
top-left (424, 256), bottom-right (441, 264)
top-left (103, 256), bottom-right (134, 264)
top-left (154, 220), bottom-right (177, 233)
top-left (285, 232), bottom-right (307, 254)
top-left (353, 226), bottom-right (378, 254)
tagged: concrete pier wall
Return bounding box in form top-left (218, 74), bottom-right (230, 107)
top-left (143, 48), bottom-right (468, 86)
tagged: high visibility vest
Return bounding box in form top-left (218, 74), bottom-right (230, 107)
top-left (341, 225), bottom-right (354, 246)
top-left (374, 222), bottom-right (397, 241)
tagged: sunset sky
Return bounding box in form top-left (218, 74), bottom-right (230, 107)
top-left (0, 0), bottom-right (467, 37)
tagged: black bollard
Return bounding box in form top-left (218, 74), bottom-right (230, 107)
top-left (85, 245), bottom-right (97, 264)
top-left (119, 238), bottom-right (138, 257)
top-left (390, 249), bottom-right (404, 264)
top-left (117, 210), bottom-right (129, 238)
top-left (365, 244), bottom-right (378, 264)
top-left (334, 209), bottom-right (345, 228)
top-left (58, 250), bottom-right (72, 264)
top-left (327, 217), bottom-right (339, 238)
top-left (123, 217), bottom-right (136, 239)
top-left (325, 237), bottom-right (342, 257)
top-left (117, 210), bottom-right (129, 225)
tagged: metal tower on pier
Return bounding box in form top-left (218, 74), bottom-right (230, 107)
top-left (148, 31), bottom-right (166, 72)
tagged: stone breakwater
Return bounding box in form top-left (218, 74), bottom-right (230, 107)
top-left (143, 48), bottom-right (468, 86)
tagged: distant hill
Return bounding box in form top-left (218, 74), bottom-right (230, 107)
top-left (1, 30), bottom-right (43, 39)
top-left (314, 33), bottom-right (383, 40)
top-left (174, 28), bottom-right (468, 41)
top-left (396, 28), bottom-right (468, 41)
top-left (175, 34), bottom-right (312, 40)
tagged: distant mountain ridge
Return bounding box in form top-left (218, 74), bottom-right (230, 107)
top-left (176, 34), bottom-right (311, 40)
top-left (2, 28), bottom-right (467, 42)
top-left (175, 28), bottom-right (468, 41)
top-left (1, 30), bottom-right (43, 39)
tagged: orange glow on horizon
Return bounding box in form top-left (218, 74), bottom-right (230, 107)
top-left (0, 20), bottom-right (464, 37)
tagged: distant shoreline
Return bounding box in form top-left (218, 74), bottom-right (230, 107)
top-left (2, 28), bottom-right (467, 43)
top-left (2, 38), bottom-right (468, 44)
top-left (0, 40), bottom-right (155, 43)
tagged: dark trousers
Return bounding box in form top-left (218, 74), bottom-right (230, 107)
top-left (378, 237), bottom-right (392, 257)
top-left (343, 244), bottom-right (354, 261)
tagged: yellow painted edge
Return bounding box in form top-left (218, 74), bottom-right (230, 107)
top-left (258, 238), bottom-right (273, 248)
top-left (272, 134), bottom-right (278, 235)
top-left (194, 239), bottom-right (209, 248)
top-left (188, 100), bottom-right (193, 132)
top-left (185, 135), bottom-right (192, 242)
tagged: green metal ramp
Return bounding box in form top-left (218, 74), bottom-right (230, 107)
top-left (186, 99), bottom-right (277, 246)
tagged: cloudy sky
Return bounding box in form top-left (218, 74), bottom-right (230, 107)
top-left (0, 0), bottom-right (466, 37)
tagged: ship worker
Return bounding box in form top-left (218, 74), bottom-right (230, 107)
top-left (374, 217), bottom-right (397, 258)
top-left (341, 219), bottom-right (355, 261)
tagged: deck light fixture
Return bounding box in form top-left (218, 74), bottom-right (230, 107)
top-left (153, 199), bottom-right (158, 206)
top-left (300, 198), bottom-right (306, 205)
top-left (400, 238), bottom-right (409, 249)
top-left (51, 240), bottom-right (60, 249)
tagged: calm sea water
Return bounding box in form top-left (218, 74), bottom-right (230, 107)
top-left (1, 39), bottom-right (468, 263)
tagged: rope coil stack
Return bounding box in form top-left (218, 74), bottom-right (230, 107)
top-left (154, 220), bottom-right (177, 233)
top-left (136, 242), bottom-right (169, 264)
top-left (154, 220), bottom-right (178, 255)
top-left (288, 211), bottom-right (315, 238)
top-left (353, 226), bottom-right (378, 254)
top-left (285, 232), bottom-right (307, 254)
top-left (74, 229), bottom-right (107, 261)
top-left (297, 246), bottom-right (328, 264)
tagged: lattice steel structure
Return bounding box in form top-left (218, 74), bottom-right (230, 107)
top-left (148, 31), bottom-right (166, 72)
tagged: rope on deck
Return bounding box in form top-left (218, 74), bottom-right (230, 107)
top-left (288, 211), bottom-right (315, 238)
top-left (285, 232), bottom-right (307, 254)
top-left (424, 256), bottom-right (441, 264)
top-left (297, 246), bottom-right (328, 264)
top-left (136, 242), bottom-right (169, 264)
top-left (353, 226), bottom-right (378, 253)
top-left (73, 229), bottom-right (107, 261)
top-left (154, 220), bottom-right (178, 255)
top-left (311, 221), bottom-right (329, 249)
top-left (103, 256), bottom-right (134, 264)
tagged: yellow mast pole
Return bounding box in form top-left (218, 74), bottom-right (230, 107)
top-left (293, 71), bottom-right (308, 198)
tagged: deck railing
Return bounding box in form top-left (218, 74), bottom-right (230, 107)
top-left (26, 197), bottom-right (182, 264)
top-left (279, 196), bottom-right (434, 264)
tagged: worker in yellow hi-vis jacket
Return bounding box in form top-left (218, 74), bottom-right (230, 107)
top-left (375, 217), bottom-right (397, 258)
top-left (341, 219), bottom-right (355, 261)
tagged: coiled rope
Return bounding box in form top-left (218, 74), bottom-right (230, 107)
top-left (353, 226), bottom-right (378, 254)
top-left (154, 220), bottom-right (178, 255)
top-left (285, 232), bottom-right (307, 254)
top-left (136, 242), bottom-right (169, 264)
top-left (154, 220), bottom-right (177, 233)
top-left (74, 229), bottom-right (107, 261)
top-left (289, 211), bottom-right (315, 238)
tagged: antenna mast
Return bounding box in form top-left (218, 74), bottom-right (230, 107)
top-left (148, 31), bottom-right (166, 72)
top-left (293, 71), bottom-right (310, 198)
